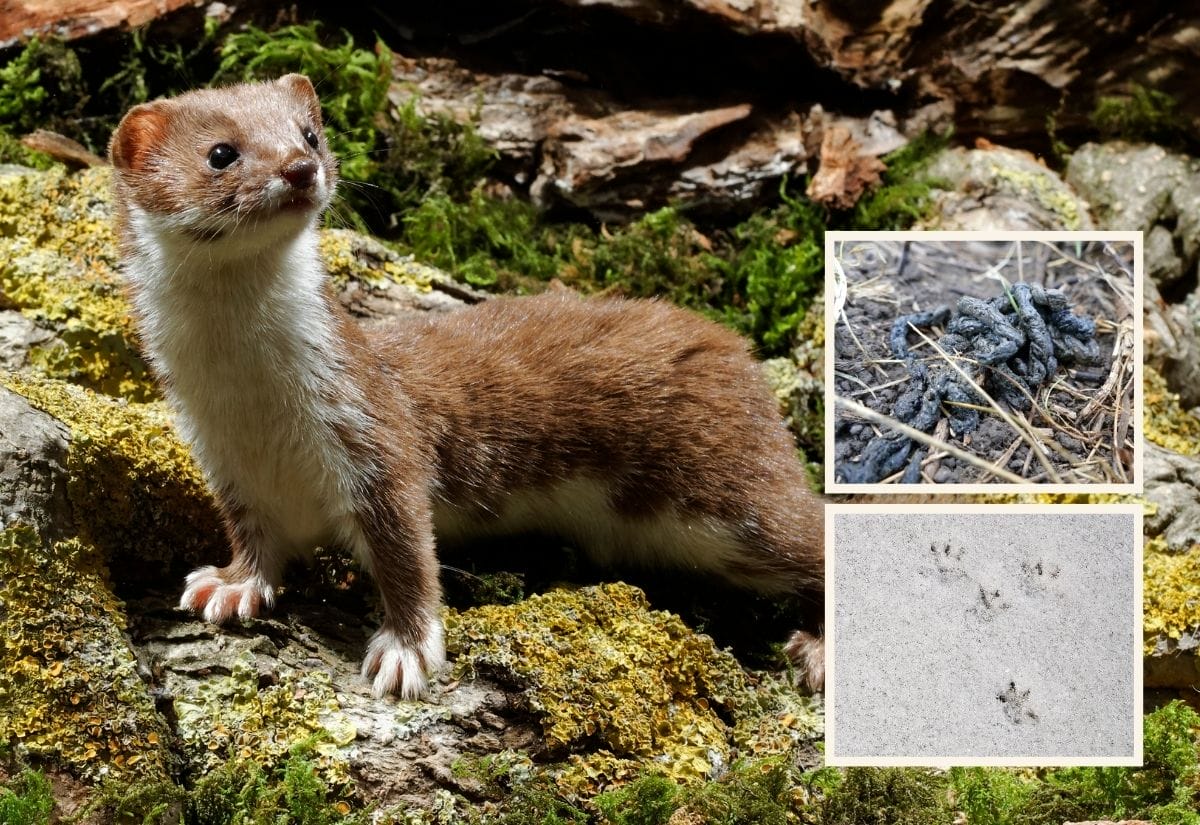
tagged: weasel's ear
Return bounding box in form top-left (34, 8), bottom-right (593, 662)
top-left (109, 103), bottom-right (168, 172)
top-left (279, 73), bottom-right (323, 127)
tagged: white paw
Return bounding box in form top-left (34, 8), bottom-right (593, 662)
top-left (361, 613), bottom-right (446, 699)
top-left (179, 565), bottom-right (275, 623)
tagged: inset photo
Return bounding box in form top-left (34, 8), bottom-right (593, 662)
top-left (825, 231), bottom-right (1142, 492)
top-left (825, 504), bottom-right (1142, 767)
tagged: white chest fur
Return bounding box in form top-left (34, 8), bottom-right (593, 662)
top-left (124, 216), bottom-right (366, 548)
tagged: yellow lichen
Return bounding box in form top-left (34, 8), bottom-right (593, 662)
top-left (730, 672), bottom-right (823, 758)
top-left (319, 227), bottom-right (443, 292)
top-left (0, 166), bottom-right (156, 400)
top-left (1145, 365), bottom-right (1200, 456)
top-left (173, 652), bottom-right (356, 786)
top-left (0, 524), bottom-right (174, 781)
top-left (988, 162), bottom-right (1083, 229)
top-left (1, 371), bottom-right (223, 568)
top-left (445, 583), bottom-right (744, 784)
top-left (1144, 536), bottom-right (1200, 652)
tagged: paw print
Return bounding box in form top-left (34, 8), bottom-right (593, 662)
top-left (1019, 559), bottom-right (1062, 596)
top-left (967, 585), bottom-right (1011, 622)
top-left (927, 541), bottom-right (968, 581)
top-left (996, 681), bottom-right (1039, 725)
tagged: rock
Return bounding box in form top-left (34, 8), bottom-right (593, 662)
top-left (0, 388), bottom-right (71, 536)
top-left (0, 309), bottom-right (55, 372)
top-left (1144, 441), bottom-right (1200, 552)
top-left (1065, 143), bottom-right (1200, 290)
top-left (124, 581), bottom-right (820, 811)
top-left (920, 144), bottom-right (1093, 231)
top-left (1143, 276), bottom-right (1200, 408)
top-left (0, 523), bottom-right (176, 787)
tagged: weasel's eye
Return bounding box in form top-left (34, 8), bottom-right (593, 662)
top-left (207, 144), bottom-right (239, 170)
top-left (302, 128), bottom-right (319, 149)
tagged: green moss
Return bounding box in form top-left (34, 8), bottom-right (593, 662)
top-left (400, 189), bottom-right (566, 290)
top-left (0, 524), bottom-right (174, 782)
top-left (445, 583), bottom-right (744, 786)
top-left (185, 747), bottom-right (365, 825)
top-left (98, 18), bottom-right (221, 115)
top-left (595, 773), bottom-right (679, 824)
top-left (948, 767), bottom-right (1033, 825)
top-left (0, 38), bottom-right (85, 138)
top-left (1, 372), bottom-right (223, 572)
top-left (379, 97), bottom-right (498, 214)
top-left (815, 767), bottom-right (951, 825)
top-left (677, 757), bottom-right (800, 825)
top-left (1006, 703), bottom-right (1200, 825)
top-left (1091, 84), bottom-right (1190, 148)
top-left (852, 130), bottom-right (949, 229)
top-left (0, 769), bottom-right (54, 825)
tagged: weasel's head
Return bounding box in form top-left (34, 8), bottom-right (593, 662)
top-left (109, 74), bottom-right (337, 257)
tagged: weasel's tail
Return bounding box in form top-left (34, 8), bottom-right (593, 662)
top-left (784, 629), bottom-right (825, 693)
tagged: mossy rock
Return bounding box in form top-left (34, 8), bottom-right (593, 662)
top-left (0, 524), bottom-right (175, 784)
top-left (446, 582), bottom-right (745, 787)
top-left (920, 145), bottom-right (1093, 231)
top-left (1, 370), bottom-right (224, 577)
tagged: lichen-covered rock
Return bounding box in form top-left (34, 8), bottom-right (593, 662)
top-left (1144, 442), bottom-right (1200, 553)
top-left (0, 371), bottom-right (223, 576)
top-left (1144, 536), bottom-right (1200, 688)
top-left (920, 145), bottom-right (1093, 231)
top-left (1066, 143), bottom-right (1200, 289)
top-left (0, 524), bottom-right (175, 783)
top-left (761, 293), bottom-right (824, 477)
top-left (0, 165), bottom-right (156, 400)
top-left (1144, 366), bottom-right (1200, 459)
top-left (446, 583), bottom-right (744, 784)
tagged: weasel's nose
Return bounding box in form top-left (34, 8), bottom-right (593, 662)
top-left (281, 159), bottom-right (318, 190)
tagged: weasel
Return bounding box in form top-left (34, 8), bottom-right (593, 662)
top-left (108, 75), bottom-right (825, 698)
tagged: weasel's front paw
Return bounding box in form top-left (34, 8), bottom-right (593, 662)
top-left (784, 629), bottom-right (825, 693)
top-left (179, 565), bottom-right (275, 623)
top-left (361, 614), bottom-right (446, 699)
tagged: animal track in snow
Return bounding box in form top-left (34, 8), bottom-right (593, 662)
top-left (996, 681), bottom-right (1039, 725)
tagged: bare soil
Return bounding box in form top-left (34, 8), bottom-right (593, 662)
top-left (831, 239), bottom-right (1136, 486)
